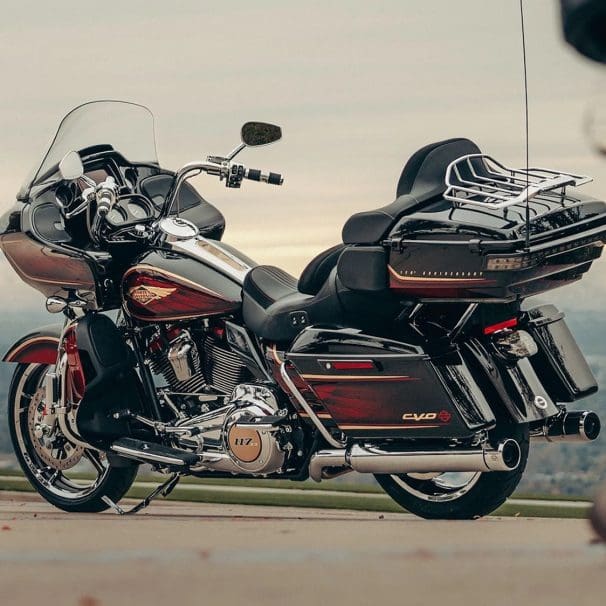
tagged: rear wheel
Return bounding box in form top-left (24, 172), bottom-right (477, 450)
top-left (375, 423), bottom-right (529, 519)
top-left (8, 363), bottom-right (138, 513)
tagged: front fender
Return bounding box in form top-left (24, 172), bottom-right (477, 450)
top-left (3, 324), bottom-right (62, 365)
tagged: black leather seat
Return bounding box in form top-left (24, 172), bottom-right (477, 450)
top-left (298, 243), bottom-right (346, 295)
top-left (242, 138), bottom-right (482, 341)
top-left (242, 265), bottom-right (342, 342)
top-left (342, 138), bottom-right (481, 244)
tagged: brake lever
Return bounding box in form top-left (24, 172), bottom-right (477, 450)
top-left (64, 188), bottom-right (95, 219)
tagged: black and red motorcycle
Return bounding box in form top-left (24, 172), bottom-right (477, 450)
top-left (1, 100), bottom-right (602, 519)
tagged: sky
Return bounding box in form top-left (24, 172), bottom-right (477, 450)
top-left (0, 0), bottom-right (605, 315)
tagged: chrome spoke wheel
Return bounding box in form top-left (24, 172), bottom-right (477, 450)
top-left (389, 471), bottom-right (482, 503)
top-left (13, 364), bottom-right (111, 501)
top-left (375, 423), bottom-right (530, 519)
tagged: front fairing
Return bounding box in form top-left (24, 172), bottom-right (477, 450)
top-left (18, 100), bottom-right (159, 201)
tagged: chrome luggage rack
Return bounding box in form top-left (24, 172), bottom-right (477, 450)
top-left (443, 154), bottom-right (592, 210)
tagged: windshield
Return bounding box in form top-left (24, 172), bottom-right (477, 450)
top-left (18, 100), bottom-right (159, 200)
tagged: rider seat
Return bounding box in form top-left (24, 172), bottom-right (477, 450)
top-left (242, 137), bottom-right (481, 342)
top-left (242, 264), bottom-right (342, 343)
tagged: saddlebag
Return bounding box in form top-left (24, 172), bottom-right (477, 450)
top-left (286, 327), bottom-right (495, 439)
top-left (524, 304), bottom-right (597, 402)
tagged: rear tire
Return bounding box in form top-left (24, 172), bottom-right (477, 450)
top-left (375, 422), bottom-right (529, 519)
top-left (8, 363), bottom-right (138, 513)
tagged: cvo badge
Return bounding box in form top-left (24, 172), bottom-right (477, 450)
top-left (128, 285), bottom-right (176, 306)
top-left (402, 410), bottom-right (452, 423)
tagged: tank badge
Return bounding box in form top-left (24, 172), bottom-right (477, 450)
top-left (128, 285), bottom-right (176, 306)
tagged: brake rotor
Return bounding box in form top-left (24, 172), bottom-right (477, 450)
top-left (27, 389), bottom-right (84, 470)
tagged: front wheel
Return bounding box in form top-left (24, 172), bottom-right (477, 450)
top-left (8, 363), bottom-right (138, 513)
top-left (375, 423), bottom-right (529, 519)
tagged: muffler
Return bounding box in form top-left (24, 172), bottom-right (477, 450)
top-left (532, 410), bottom-right (601, 443)
top-left (309, 439), bottom-right (521, 482)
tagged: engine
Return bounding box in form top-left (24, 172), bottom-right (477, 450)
top-left (147, 328), bottom-right (254, 397)
top-left (145, 326), bottom-right (296, 476)
top-left (178, 383), bottom-right (290, 475)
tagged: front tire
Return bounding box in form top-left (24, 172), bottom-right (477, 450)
top-left (375, 423), bottom-right (529, 519)
top-left (8, 363), bottom-right (138, 513)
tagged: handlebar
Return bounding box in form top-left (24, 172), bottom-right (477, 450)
top-left (91, 177), bottom-right (118, 243)
top-left (162, 159), bottom-right (284, 218)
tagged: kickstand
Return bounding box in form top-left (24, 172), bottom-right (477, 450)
top-left (102, 472), bottom-right (181, 515)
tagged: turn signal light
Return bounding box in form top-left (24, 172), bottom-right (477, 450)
top-left (483, 318), bottom-right (518, 335)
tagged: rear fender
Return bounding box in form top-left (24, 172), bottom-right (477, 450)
top-left (3, 325), bottom-right (62, 365)
top-left (463, 338), bottom-right (559, 423)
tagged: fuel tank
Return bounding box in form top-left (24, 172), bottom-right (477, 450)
top-left (122, 238), bottom-right (254, 322)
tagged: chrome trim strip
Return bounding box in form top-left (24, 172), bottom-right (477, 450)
top-left (170, 237), bottom-right (252, 284)
top-left (279, 363), bottom-right (344, 448)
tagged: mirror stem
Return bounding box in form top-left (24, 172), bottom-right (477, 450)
top-left (226, 142), bottom-right (246, 161)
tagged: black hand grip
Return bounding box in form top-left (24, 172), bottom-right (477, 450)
top-left (244, 168), bottom-right (283, 185)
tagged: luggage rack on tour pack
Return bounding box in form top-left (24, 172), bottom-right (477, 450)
top-left (443, 154), bottom-right (592, 210)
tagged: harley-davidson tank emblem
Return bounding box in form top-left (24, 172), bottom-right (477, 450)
top-left (128, 285), bottom-right (177, 306)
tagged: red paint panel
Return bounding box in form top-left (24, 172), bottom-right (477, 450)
top-left (267, 359), bottom-right (333, 421)
top-left (0, 233), bottom-right (96, 295)
top-left (308, 380), bottom-right (449, 428)
top-left (4, 338), bottom-right (59, 364)
top-left (123, 267), bottom-right (239, 321)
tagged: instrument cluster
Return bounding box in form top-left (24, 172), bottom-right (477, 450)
top-left (106, 196), bottom-right (155, 227)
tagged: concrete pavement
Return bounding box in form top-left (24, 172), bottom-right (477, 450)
top-left (0, 491), bottom-right (604, 606)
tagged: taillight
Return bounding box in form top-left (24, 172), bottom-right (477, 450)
top-left (483, 318), bottom-right (518, 335)
top-left (63, 326), bottom-right (85, 402)
top-left (485, 255), bottom-right (534, 271)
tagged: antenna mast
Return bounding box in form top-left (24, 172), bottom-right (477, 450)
top-left (519, 0), bottom-right (531, 251)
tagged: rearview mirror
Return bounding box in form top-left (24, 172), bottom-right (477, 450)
top-left (241, 122), bottom-right (282, 147)
top-left (58, 151), bottom-right (84, 181)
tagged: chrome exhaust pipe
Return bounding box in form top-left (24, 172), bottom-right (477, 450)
top-left (309, 439), bottom-right (521, 482)
top-left (532, 410), bottom-right (601, 443)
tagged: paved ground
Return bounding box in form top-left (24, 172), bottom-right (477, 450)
top-left (0, 491), bottom-right (604, 606)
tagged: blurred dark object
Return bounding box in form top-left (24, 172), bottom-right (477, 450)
top-left (589, 484), bottom-right (606, 542)
top-left (584, 92), bottom-right (606, 155)
top-left (561, 0), bottom-right (606, 64)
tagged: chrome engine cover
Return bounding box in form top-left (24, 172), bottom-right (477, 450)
top-left (184, 384), bottom-right (286, 475)
top-left (223, 384), bottom-right (285, 474)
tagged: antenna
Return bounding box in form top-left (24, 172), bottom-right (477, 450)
top-left (519, 0), bottom-right (531, 251)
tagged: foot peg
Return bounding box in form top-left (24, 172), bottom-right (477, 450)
top-left (110, 437), bottom-right (200, 467)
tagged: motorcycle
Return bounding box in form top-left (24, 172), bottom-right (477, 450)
top-left (0, 100), bottom-right (602, 519)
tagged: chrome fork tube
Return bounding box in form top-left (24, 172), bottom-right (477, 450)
top-left (54, 353), bottom-right (90, 449)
